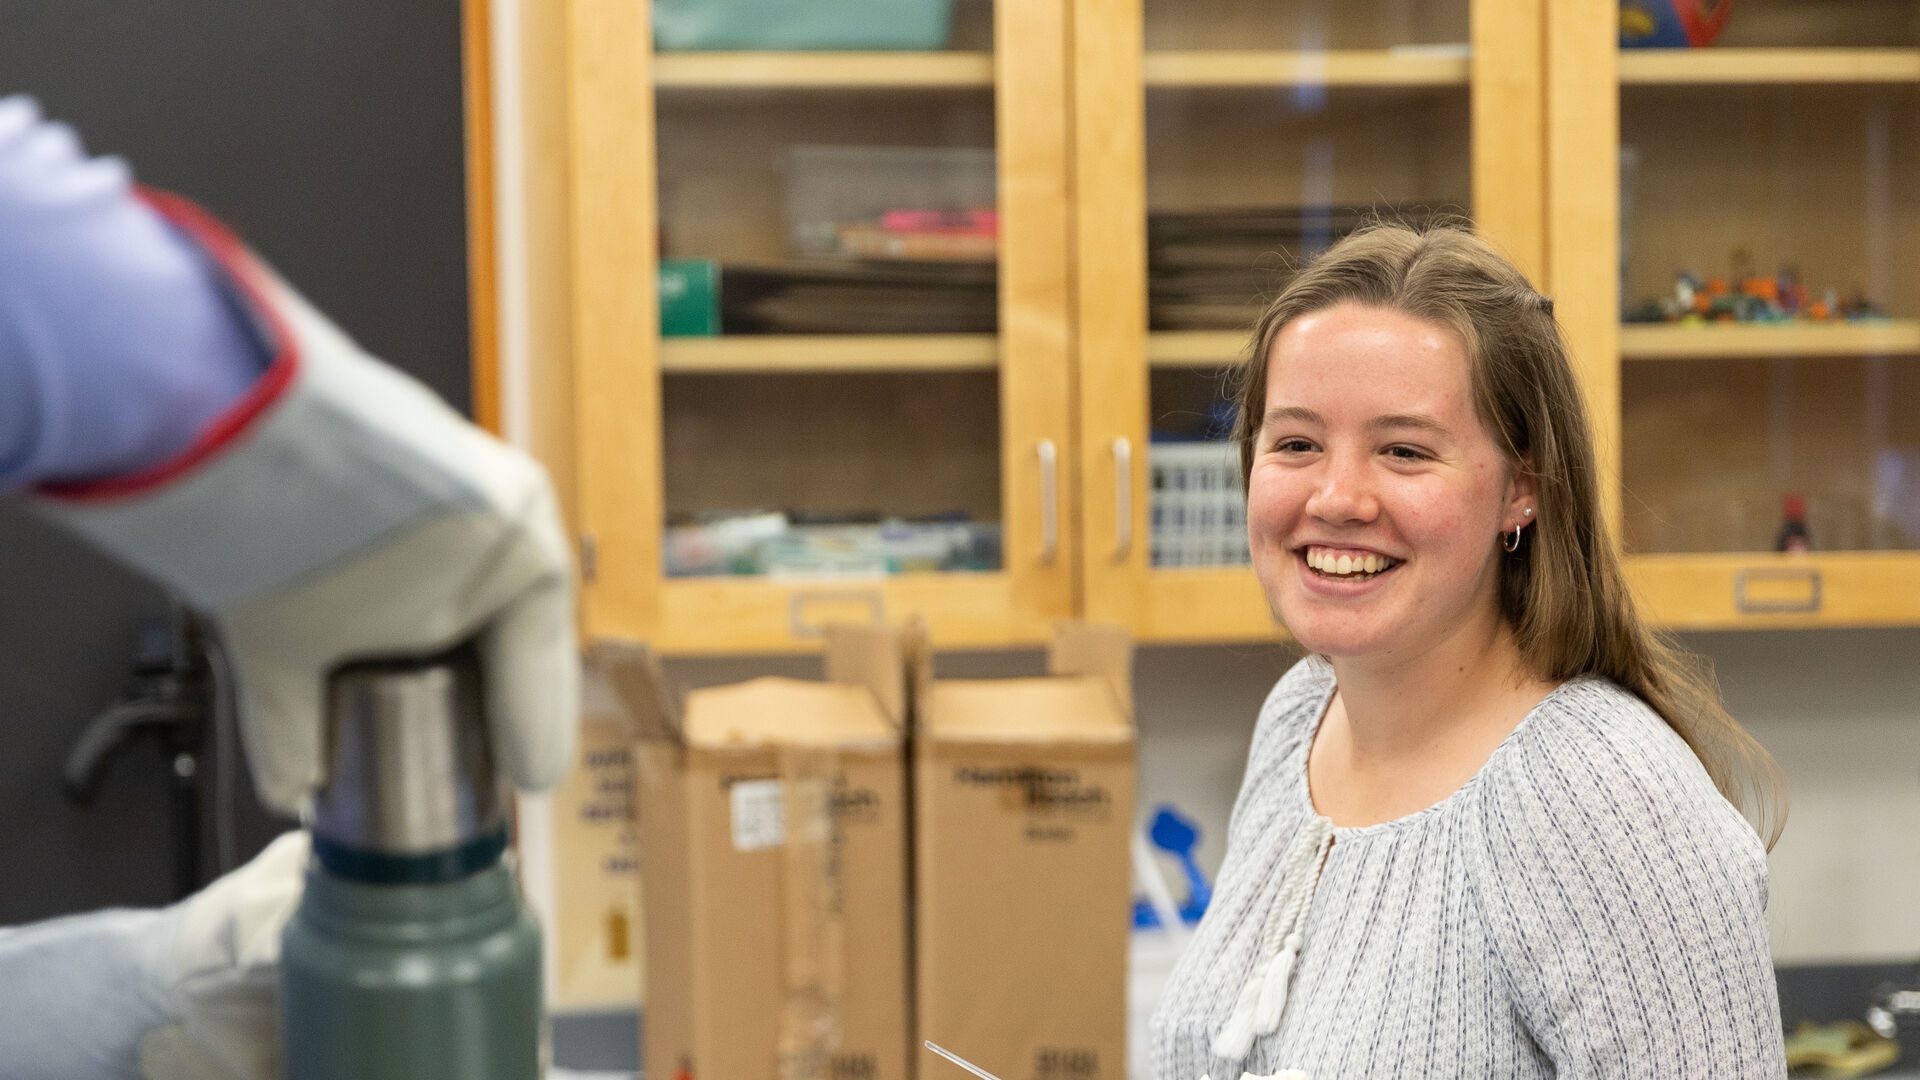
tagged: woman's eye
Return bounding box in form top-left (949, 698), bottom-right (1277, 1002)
top-left (1386, 445), bottom-right (1431, 461)
top-left (1272, 438), bottom-right (1315, 454)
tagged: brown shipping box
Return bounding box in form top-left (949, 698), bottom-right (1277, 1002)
top-left (595, 626), bottom-right (914, 1080)
top-left (545, 662), bottom-right (644, 1009)
top-left (915, 623), bottom-right (1137, 1080)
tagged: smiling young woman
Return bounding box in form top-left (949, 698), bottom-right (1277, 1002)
top-left (1150, 224), bottom-right (1789, 1080)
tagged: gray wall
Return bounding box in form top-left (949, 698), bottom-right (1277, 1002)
top-left (0, 2), bottom-right (471, 921)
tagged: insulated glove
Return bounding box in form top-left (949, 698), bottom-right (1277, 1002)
top-left (9, 99), bottom-right (577, 814)
top-left (0, 832), bottom-right (305, 1080)
top-left (135, 831), bottom-right (312, 1080)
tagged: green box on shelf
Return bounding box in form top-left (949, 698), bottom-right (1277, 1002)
top-left (659, 260), bottom-right (719, 337)
top-left (653, 0), bottom-right (954, 51)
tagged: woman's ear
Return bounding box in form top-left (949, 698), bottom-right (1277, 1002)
top-left (1507, 454), bottom-right (1539, 528)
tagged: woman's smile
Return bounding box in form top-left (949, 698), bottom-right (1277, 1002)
top-left (1296, 544), bottom-right (1404, 590)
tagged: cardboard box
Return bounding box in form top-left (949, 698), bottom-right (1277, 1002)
top-left (544, 663), bottom-right (645, 1010)
top-left (914, 623), bottom-right (1136, 1080)
top-left (595, 626), bottom-right (914, 1080)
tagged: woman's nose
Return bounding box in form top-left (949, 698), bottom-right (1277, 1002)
top-left (1304, 454), bottom-right (1378, 524)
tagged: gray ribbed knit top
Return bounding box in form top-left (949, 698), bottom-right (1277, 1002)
top-left (1150, 656), bottom-right (1784, 1080)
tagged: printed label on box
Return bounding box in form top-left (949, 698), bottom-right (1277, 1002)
top-left (730, 779), bottom-right (787, 851)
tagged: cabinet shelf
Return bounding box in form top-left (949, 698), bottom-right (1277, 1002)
top-left (1625, 552), bottom-right (1920, 629)
top-left (1138, 566), bottom-right (1284, 643)
top-left (1153, 323), bottom-right (1920, 367)
top-left (1144, 48), bottom-right (1470, 88)
top-left (660, 334), bottom-right (998, 373)
top-left (1620, 48), bottom-right (1920, 85)
top-left (1621, 321), bottom-right (1920, 360)
top-left (656, 573), bottom-right (1047, 653)
top-left (1146, 330), bottom-right (1249, 368)
top-left (653, 52), bottom-right (995, 89)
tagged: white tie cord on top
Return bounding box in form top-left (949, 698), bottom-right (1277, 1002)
top-left (1211, 815), bottom-right (1335, 1062)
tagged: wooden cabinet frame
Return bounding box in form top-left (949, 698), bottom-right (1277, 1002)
top-left (471, 1), bottom-right (1920, 652)
top-left (1549, 5), bottom-right (1920, 630)
top-left (1071, 0), bottom-right (1548, 642)
top-left (552, 0), bottom-right (1076, 653)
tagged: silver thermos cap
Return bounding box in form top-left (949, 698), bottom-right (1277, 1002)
top-left (312, 649), bottom-right (506, 863)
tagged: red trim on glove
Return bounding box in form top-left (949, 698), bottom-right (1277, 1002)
top-left (37, 186), bottom-right (302, 502)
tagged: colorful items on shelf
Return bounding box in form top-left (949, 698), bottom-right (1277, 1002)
top-left (835, 208), bottom-right (998, 263)
top-left (1625, 260), bottom-right (1884, 325)
top-left (658, 143), bottom-right (1002, 336)
top-left (1620, 0), bottom-right (1733, 49)
top-left (664, 512), bottom-right (1001, 578)
top-left (784, 145), bottom-right (995, 258)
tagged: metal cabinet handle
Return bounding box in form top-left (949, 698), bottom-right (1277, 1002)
top-left (1113, 437), bottom-right (1133, 560)
top-left (1037, 439), bottom-right (1059, 564)
top-left (789, 590), bottom-right (885, 637)
top-left (1734, 567), bottom-right (1822, 614)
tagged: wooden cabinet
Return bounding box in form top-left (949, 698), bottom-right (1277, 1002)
top-left (1552, 1), bottom-right (1920, 630)
top-left (553, 0), bottom-right (1076, 653)
top-left (482, 0), bottom-right (1920, 653)
top-left (1073, 0), bottom-right (1545, 641)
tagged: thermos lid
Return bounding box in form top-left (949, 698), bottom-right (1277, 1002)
top-left (311, 647), bottom-right (507, 882)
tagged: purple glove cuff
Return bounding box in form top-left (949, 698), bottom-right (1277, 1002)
top-left (0, 97), bottom-right (268, 491)
top-left (39, 187), bottom-right (299, 502)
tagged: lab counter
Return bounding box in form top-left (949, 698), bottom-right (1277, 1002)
top-left (551, 1010), bottom-right (1920, 1080)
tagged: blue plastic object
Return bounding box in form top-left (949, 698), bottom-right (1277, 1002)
top-left (1132, 803), bottom-right (1213, 929)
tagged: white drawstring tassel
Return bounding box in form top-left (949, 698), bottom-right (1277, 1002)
top-left (1253, 932), bottom-right (1302, 1033)
top-left (1212, 816), bottom-right (1334, 1062)
top-left (1211, 963), bottom-right (1266, 1060)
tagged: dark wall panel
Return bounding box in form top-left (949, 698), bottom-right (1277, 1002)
top-left (0, 1), bottom-right (472, 921)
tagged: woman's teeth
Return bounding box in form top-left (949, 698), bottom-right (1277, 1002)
top-left (1304, 547), bottom-right (1400, 580)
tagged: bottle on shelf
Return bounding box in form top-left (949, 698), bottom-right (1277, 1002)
top-left (1777, 493), bottom-right (1811, 553)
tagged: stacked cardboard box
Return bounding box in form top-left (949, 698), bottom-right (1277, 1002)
top-left (590, 622), bottom-right (1136, 1080)
top-left (913, 624), bottom-right (1137, 1080)
top-left (599, 625), bottom-right (914, 1080)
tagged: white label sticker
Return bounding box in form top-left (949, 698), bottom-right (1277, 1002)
top-left (730, 780), bottom-right (786, 851)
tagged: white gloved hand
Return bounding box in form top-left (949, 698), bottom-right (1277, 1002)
top-left (0, 831), bottom-right (307, 1080)
top-left (35, 193), bottom-right (578, 814)
top-left (135, 831), bottom-right (311, 1080)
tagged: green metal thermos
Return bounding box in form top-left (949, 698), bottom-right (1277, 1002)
top-left (281, 649), bottom-right (544, 1080)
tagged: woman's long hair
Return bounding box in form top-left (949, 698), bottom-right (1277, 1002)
top-left (1232, 221), bottom-right (1787, 847)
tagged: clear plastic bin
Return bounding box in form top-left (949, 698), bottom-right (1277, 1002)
top-left (783, 145), bottom-right (996, 257)
top-left (654, 0), bottom-right (955, 52)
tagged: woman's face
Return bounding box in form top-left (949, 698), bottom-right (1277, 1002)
top-left (1247, 301), bottom-right (1533, 663)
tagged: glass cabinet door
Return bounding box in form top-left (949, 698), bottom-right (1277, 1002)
top-left (567, 0), bottom-right (1076, 651)
top-left (1601, 1), bottom-right (1920, 625)
top-left (1074, 0), bottom-right (1544, 641)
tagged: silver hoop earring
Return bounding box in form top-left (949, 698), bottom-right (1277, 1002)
top-left (1503, 525), bottom-right (1523, 553)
